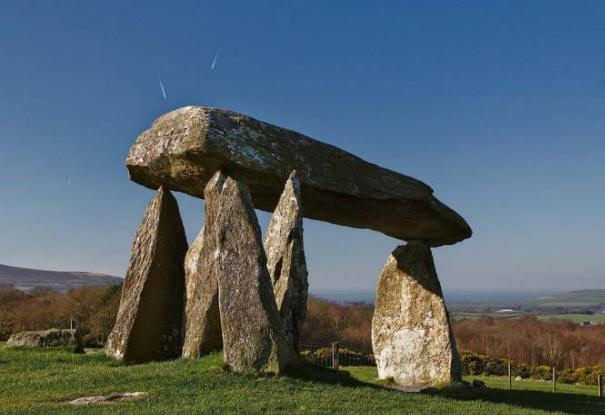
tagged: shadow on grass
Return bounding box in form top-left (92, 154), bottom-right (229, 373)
top-left (433, 386), bottom-right (605, 415)
top-left (287, 363), bottom-right (381, 388)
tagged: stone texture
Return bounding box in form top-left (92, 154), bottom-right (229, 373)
top-left (372, 241), bottom-right (461, 386)
top-left (182, 171), bottom-right (225, 358)
top-left (68, 392), bottom-right (148, 405)
top-left (263, 171), bottom-right (308, 351)
top-left (105, 187), bottom-right (187, 364)
top-left (126, 106), bottom-right (471, 246)
top-left (7, 329), bottom-right (82, 350)
top-left (216, 177), bottom-right (299, 374)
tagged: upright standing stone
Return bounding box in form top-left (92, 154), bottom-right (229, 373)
top-left (264, 171), bottom-right (308, 351)
top-left (182, 171), bottom-right (225, 358)
top-left (106, 187), bottom-right (187, 364)
top-left (372, 241), bottom-right (461, 386)
top-left (217, 177), bottom-right (299, 374)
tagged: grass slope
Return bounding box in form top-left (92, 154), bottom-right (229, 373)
top-left (452, 312), bottom-right (605, 323)
top-left (1, 346), bottom-right (604, 414)
top-left (528, 289), bottom-right (605, 307)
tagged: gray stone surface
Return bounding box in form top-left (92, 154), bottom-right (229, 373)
top-left (7, 329), bottom-right (82, 349)
top-left (126, 106), bottom-right (471, 246)
top-left (372, 241), bottom-right (461, 386)
top-left (68, 392), bottom-right (148, 405)
top-left (105, 187), bottom-right (187, 364)
top-left (216, 177), bottom-right (299, 374)
top-left (263, 171), bottom-right (308, 351)
top-left (182, 171), bottom-right (225, 358)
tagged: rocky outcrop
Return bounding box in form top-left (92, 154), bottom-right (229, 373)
top-left (126, 106), bottom-right (471, 246)
top-left (372, 241), bottom-right (461, 386)
top-left (263, 171), bottom-right (308, 351)
top-left (7, 329), bottom-right (82, 350)
top-left (106, 187), bottom-right (188, 364)
top-left (216, 177), bottom-right (299, 374)
top-left (182, 171), bottom-right (225, 358)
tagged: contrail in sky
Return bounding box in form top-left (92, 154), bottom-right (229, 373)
top-left (157, 76), bottom-right (167, 99)
top-left (211, 52), bottom-right (218, 70)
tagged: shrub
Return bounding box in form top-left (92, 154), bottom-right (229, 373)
top-left (299, 347), bottom-right (373, 366)
top-left (460, 351), bottom-right (511, 376)
top-left (573, 366), bottom-right (605, 385)
top-left (558, 369), bottom-right (578, 384)
top-left (513, 364), bottom-right (531, 379)
top-left (531, 365), bottom-right (552, 381)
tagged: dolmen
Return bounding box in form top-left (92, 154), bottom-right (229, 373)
top-left (107, 106), bottom-right (471, 385)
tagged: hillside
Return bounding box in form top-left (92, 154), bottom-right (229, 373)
top-left (527, 289), bottom-right (605, 307)
top-left (0, 264), bottom-right (122, 292)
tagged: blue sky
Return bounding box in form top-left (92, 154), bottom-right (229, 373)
top-left (1, 1), bottom-right (603, 293)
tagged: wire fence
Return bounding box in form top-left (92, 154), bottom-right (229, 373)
top-left (299, 342), bottom-right (376, 368)
top-left (298, 343), bottom-right (604, 397)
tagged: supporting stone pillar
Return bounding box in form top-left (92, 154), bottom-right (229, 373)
top-left (264, 171), bottom-right (308, 352)
top-left (106, 187), bottom-right (188, 364)
top-left (182, 171), bottom-right (225, 358)
top-left (371, 240), bottom-right (461, 386)
top-left (216, 177), bottom-right (299, 375)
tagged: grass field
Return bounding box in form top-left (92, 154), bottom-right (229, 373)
top-left (452, 312), bottom-right (605, 323)
top-left (1, 345), bottom-right (604, 414)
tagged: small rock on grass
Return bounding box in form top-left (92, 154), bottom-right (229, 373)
top-left (68, 392), bottom-right (148, 405)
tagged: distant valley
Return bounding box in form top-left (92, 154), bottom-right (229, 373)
top-left (447, 288), bottom-right (605, 314)
top-left (312, 288), bottom-right (605, 314)
top-left (0, 264), bottom-right (122, 292)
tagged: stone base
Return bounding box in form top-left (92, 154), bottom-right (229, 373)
top-left (371, 241), bottom-right (461, 386)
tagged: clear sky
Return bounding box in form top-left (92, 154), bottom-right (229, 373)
top-left (1, 1), bottom-right (603, 293)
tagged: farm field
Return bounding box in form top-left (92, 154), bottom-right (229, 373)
top-left (1, 345), bottom-right (604, 414)
top-left (451, 312), bottom-right (605, 323)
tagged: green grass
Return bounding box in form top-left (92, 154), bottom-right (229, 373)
top-left (343, 366), bottom-right (603, 396)
top-left (536, 314), bottom-right (605, 323)
top-left (1, 347), bottom-right (604, 414)
top-left (528, 290), bottom-right (605, 307)
top-left (452, 312), bottom-right (605, 323)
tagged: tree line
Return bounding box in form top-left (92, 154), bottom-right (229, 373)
top-left (1, 284), bottom-right (604, 371)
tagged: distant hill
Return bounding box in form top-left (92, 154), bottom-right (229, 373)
top-left (527, 289), bottom-right (605, 308)
top-left (0, 264), bottom-right (122, 292)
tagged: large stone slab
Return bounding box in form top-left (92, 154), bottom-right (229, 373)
top-left (217, 177), bottom-right (299, 374)
top-left (182, 171), bottom-right (224, 358)
top-left (264, 171), bottom-right (308, 351)
top-left (7, 329), bottom-right (82, 350)
top-left (372, 241), bottom-right (461, 386)
top-left (106, 187), bottom-right (187, 364)
top-left (126, 106), bottom-right (471, 246)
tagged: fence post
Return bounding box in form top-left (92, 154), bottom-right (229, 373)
top-left (508, 362), bottom-right (512, 390)
top-left (332, 341), bottom-right (339, 370)
top-left (599, 374), bottom-right (603, 398)
top-left (552, 366), bottom-right (556, 393)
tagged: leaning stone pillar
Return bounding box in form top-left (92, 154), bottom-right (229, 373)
top-left (264, 171), bottom-right (308, 352)
top-left (106, 186), bottom-right (188, 364)
top-left (182, 171), bottom-right (225, 358)
top-left (371, 240), bottom-right (461, 386)
top-left (216, 177), bottom-right (299, 374)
